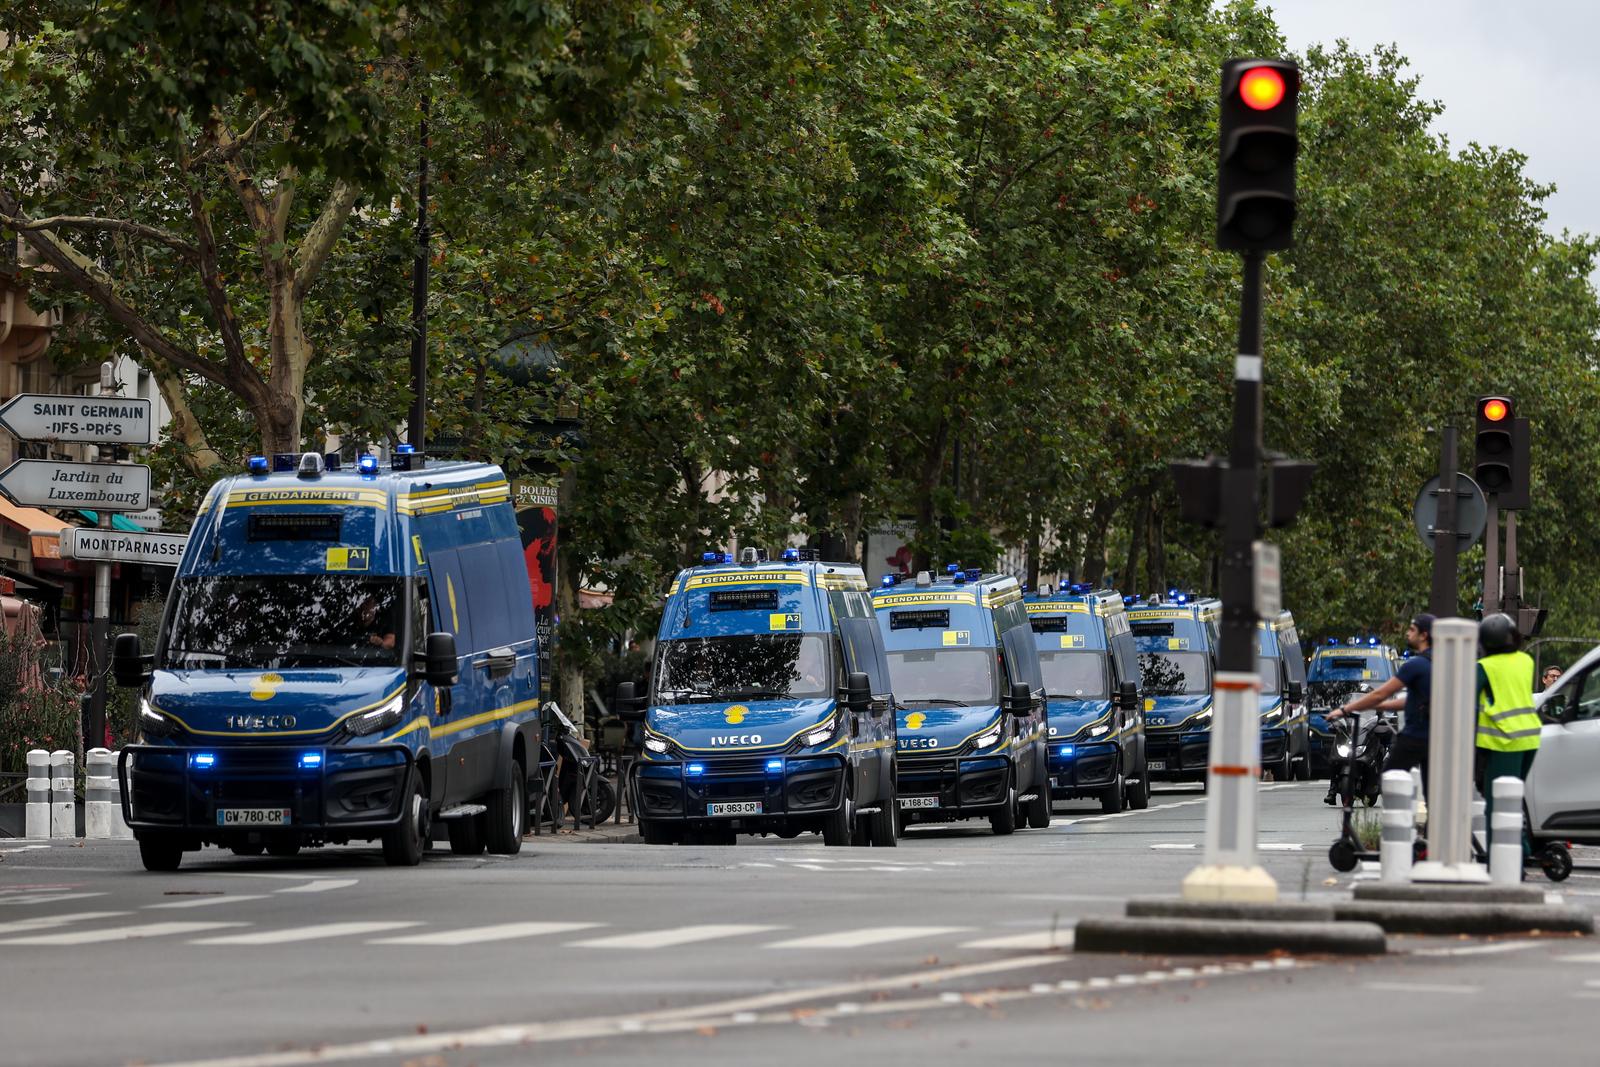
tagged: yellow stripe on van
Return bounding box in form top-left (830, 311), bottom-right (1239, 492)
top-left (682, 570), bottom-right (811, 591)
top-left (1026, 601), bottom-right (1088, 614)
top-left (874, 591), bottom-right (977, 607)
top-left (983, 588), bottom-right (1023, 609)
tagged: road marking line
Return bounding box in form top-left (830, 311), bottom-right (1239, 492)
top-left (960, 930), bottom-right (1073, 950)
top-left (192, 921), bottom-right (421, 945)
top-left (0, 911), bottom-right (131, 936)
top-left (569, 924), bottom-right (781, 949)
top-left (1363, 982), bottom-right (1480, 995)
top-left (0, 844), bottom-right (51, 853)
top-left (1259, 843), bottom-right (1304, 851)
top-left (766, 925), bottom-right (970, 949)
top-left (1150, 844), bottom-right (1197, 850)
top-left (1556, 952), bottom-right (1600, 963)
top-left (1413, 942), bottom-right (1539, 957)
top-left (0, 921), bottom-right (246, 946)
top-left (146, 895), bottom-right (271, 910)
top-left (373, 922), bottom-right (604, 946)
top-left (0, 892), bottom-right (108, 906)
top-left (276, 879), bottom-right (359, 894)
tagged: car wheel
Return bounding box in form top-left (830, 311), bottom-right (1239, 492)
top-left (381, 774), bottom-right (428, 867)
top-left (822, 794), bottom-right (854, 846)
top-left (486, 757), bottom-right (526, 855)
top-left (1125, 771), bottom-right (1151, 811)
top-left (138, 833), bottom-right (184, 872)
top-left (869, 800), bottom-right (898, 847)
top-left (1025, 767), bottom-right (1051, 829)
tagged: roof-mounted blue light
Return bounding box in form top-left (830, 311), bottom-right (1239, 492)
top-left (965, 568), bottom-right (981, 581)
top-left (1368, 636), bottom-right (1380, 647)
top-left (247, 455), bottom-right (269, 475)
top-left (881, 574), bottom-right (897, 587)
top-left (946, 564), bottom-right (960, 574)
top-left (702, 552), bottom-right (720, 563)
top-left (781, 548), bottom-right (800, 563)
top-left (952, 571), bottom-right (966, 584)
top-left (1327, 638), bottom-right (1338, 646)
top-left (1123, 595), bottom-right (1138, 605)
top-left (395, 443), bottom-right (416, 454)
top-left (357, 453), bottom-right (379, 475)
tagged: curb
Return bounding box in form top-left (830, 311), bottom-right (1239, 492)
top-left (1333, 900), bottom-right (1595, 935)
top-left (1073, 917), bottom-right (1386, 956)
top-left (1352, 883), bottom-right (1545, 906)
top-left (527, 823), bottom-right (641, 844)
top-left (1125, 899), bottom-right (1336, 923)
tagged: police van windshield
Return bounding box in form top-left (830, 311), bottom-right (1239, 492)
top-left (1040, 651), bottom-right (1107, 699)
top-left (654, 634), bottom-right (831, 704)
top-left (887, 649), bottom-right (998, 705)
top-left (1139, 652), bottom-right (1210, 696)
top-left (164, 575), bottom-right (405, 670)
top-left (1309, 653), bottom-right (1392, 682)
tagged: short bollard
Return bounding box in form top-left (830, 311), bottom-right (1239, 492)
top-left (1379, 770), bottom-right (1415, 884)
top-left (1471, 799), bottom-right (1486, 852)
top-left (25, 749), bottom-right (51, 839)
top-left (85, 748), bottom-right (119, 840)
top-left (49, 749), bottom-right (76, 839)
top-left (1490, 776), bottom-right (1526, 886)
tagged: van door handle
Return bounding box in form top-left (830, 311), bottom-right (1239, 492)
top-left (483, 647), bottom-right (517, 680)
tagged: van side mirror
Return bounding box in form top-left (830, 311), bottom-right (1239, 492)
top-left (1003, 681), bottom-right (1033, 715)
top-left (615, 681), bottom-right (646, 722)
top-left (844, 671), bottom-right (872, 714)
top-left (111, 633), bottom-right (153, 688)
top-left (1285, 680), bottom-right (1305, 705)
top-left (1117, 680), bottom-right (1139, 712)
top-left (415, 631), bottom-right (458, 687)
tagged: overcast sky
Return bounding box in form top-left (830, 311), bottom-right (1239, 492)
top-left (1264, 0), bottom-right (1600, 246)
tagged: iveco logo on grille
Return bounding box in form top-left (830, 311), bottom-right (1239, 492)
top-left (1147, 716), bottom-right (1167, 727)
top-left (898, 737), bottom-right (940, 750)
top-left (226, 714), bottom-right (298, 729)
top-left (710, 734), bottom-right (762, 746)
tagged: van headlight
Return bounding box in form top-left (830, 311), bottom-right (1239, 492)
top-left (347, 693), bottom-right (407, 737)
top-left (1262, 706), bottom-right (1284, 726)
top-left (974, 722), bottom-right (1003, 749)
top-left (644, 736), bottom-right (669, 754)
top-left (1085, 723), bottom-right (1111, 739)
top-left (1190, 708), bottom-right (1213, 726)
top-left (805, 714), bottom-right (840, 748)
top-left (138, 698), bottom-right (179, 739)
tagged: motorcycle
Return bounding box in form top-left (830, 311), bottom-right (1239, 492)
top-left (1323, 708), bottom-right (1396, 809)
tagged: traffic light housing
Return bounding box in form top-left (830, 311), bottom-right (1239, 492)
top-left (1474, 395), bottom-right (1530, 508)
top-left (1217, 59), bottom-right (1299, 252)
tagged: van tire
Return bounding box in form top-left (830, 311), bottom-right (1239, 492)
top-left (448, 815), bottom-right (485, 855)
top-left (382, 775), bottom-right (428, 867)
top-left (1025, 775), bottom-right (1052, 829)
top-left (990, 785), bottom-right (1017, 836)
top-left (868, 802), bottom-right (898, 846)
top-left (1126, 772), bottom-right (1150, 810)
top-left (1100, 773), bottom-right (1126, 814)
top-left (822, 797), bottom-right (853, 846)
top-left (485, 758), bottom-right (526, 855)
top-left (138, 834), bottom-right (184, 872)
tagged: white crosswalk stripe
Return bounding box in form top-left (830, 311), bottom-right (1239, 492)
top-left (0, 892), bottom-right (108, 906)
top-left (145, 895), bottom-right (271, 910)
top-left (568, 924), bottom-right (782, 949)
top-left (0, 921), bottom-right (245, 946)
top-left (766, 925), bottom-right (970, 949)
top-left (0, 911), bottom-right (131, 937)
top-left (959, 930), bottom-right (1073, 950)
top-left (372, 922), bottom-right (604, 946)
top-left (192, 921), bottom-right (421, 945)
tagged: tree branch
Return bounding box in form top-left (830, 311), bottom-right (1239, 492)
top-left (140, 347), bottom-right (223, 474)
top-left (183, 180), bottom-right (251, 380)
top-left (0, 213), bottom-right (199, 263)
top-left (291, 179), bottom-right (358, 299)
top-left (194, 107), bottom-right (275, 165)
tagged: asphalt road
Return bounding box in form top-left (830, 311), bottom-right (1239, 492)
top-left (2, 782), bottom-right (1594, 1067)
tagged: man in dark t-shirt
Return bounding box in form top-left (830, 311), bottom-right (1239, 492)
top-left (1327, 613), bottom-right (1433, 791)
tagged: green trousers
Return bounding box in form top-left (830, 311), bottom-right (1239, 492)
top-left (1476, 748), bottom-right (1538, 859)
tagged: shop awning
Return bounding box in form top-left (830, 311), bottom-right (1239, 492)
top-left (0, 497), bottom-right (71, 557)
top-left (74, 509), bottom-right (146, 533)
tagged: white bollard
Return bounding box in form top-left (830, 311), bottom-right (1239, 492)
top-left (25, 748), bottom-right (51, 839)
top-left (1412, 618), bottom-right (1488, 882)
top-left (1181, 670), bottom-right (1276, 902)
top-left (1490, 776), bottom-right (1525, 886)
top-left (49, 749), bottom-right (76, 839)
top-left (1379, 770), bottom-right (1415, 884)
top-left (84, 748), bottom-right (117, 840)
top-left (1471, 799), bottom-right (1486, 850)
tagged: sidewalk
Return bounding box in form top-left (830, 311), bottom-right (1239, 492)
top-left (527, 818), bottom-right (641, 844)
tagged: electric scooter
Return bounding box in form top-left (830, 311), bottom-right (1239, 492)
top-left (1326, 710), bottom-right (1399, 872)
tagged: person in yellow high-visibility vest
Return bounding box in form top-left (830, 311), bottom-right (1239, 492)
top-left (1475, 613), bottom-right (1542, 860)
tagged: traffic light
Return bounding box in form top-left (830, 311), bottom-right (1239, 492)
top-left (1217, 59), bottom-right (1299, 252)
top-left (1474, 395), bottom-right (1514, 495)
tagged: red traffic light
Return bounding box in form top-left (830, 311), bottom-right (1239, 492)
top-left (1239, 66), bottom-right (1287, 110)
top-left (1481, 397), bottom-right (1510, 422)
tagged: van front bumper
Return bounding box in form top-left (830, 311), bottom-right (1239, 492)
top-left (119, 744), bottom-right (415, 837)
top-left (633, 754), bottom-right (847, 823)
top-left (894, 754), bottom-right (1012, 821)
top-left (1146, 730), bottom-right (1210, 781)
top-left (1048, 741), bottom-right (1119, 797)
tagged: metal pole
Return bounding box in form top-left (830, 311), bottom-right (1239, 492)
top-left (89, 510), bottom-right (110, 749)
top-left (1483, 495), bottom-right (1499, 616)
top-left (1184, 250), bottom-right (1274, 903)
top-left (1413, 617), bottom-right (1488, 882)
top-left (407, 93), bottom-right (431, 451)
top-left (1503, 511), bottom-right (1520, 621)
top-left (1428, 428), bottom-right (1459, 616)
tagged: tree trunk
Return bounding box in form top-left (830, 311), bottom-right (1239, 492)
top-left (912, 419), bottom-right (949, 571)
top-left (1081, 496), bottom-right (1117, 587)
top-left (144, 351), bottom-right (222, 473)
top-left (1123, 492), bottom-right (1148, 593)
top-left (1025, 511), bottom-right (1041, 590)
top-left (1146, 502), bottom-right (1167, 596)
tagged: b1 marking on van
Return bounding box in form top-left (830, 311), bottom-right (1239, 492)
top-left (326, 546), bottom-right (370, 571)
top-left (942, 630), bottom-right (971, 646)
top-left (768, 613), bottom-right (802, 631)
top-left (1059, 634), bottom-right (1086, 648)
top-left (1167, 637), bottom-right (1189, 650)
top-left (710, 734), bottom-right (763, 746)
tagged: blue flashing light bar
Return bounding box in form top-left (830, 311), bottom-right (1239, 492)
top-left (298, 752), bottom-right (323, 769)
top-left (357, 453), bottom-right (379, 475)
top-left (881, 574), bottom-right (897, 587)
top-left (395, 443), bottom-right (416, 454)
top-left (702, 552), bottom-right (720, 563)
top-left (781, 547), bottom-right (800, 563)
top-left (946, 564), bottom-right (960, 574)
top-left (964, 568), bottom-right (981, 581)
top-left (247, 455), bottom-right (269, 475)
top-left (952, 571), bottom-right (966, 584)
top-left (1123, 595), bottom-right (1138, 605)
top-left (765, 759), bottom-right (784, 774)
top-left (684, 762), bottom-right (706, 777)
top-left (189, 752), bottom-right (217, 769)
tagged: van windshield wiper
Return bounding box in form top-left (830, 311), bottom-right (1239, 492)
top-left (910, 698), bottom-right (971, 707)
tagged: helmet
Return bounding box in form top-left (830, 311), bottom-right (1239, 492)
top-left (1479, 613), bottom-right (1519, 655)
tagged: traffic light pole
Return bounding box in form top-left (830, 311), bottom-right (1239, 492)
top-left (1428, 427), bottom-right (1460, 617)
top-left (1483, 495), bottom-right (1499, 616)
top-left (1184, 249), bottom-right (1274, 903)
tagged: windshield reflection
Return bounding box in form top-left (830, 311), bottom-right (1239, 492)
top-left (654, 634), bottom-right (831, 704)
top-left (886, 649), bottom-right (997, 705)
top-left (164, 575), bottom-right (404, 670)
top-left (1139, 651), bottom-right (1209, 696)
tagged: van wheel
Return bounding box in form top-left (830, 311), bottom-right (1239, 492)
top-left (822, 797), bottom-right (854, 846)
top-left (989, 785), bottom-right (1017, 836)
top-left (448, 815), bottom-right (485, 855)
top-left (382, 775), bottom-right (428, 867)
top-left (1125, 772), bottom-right (1150, 810)
top-left (868, 802), bottom-right (898, 847)
top-left (138, 833), bottom-right (184, 872)
top-left (1025, 778), bottom-right (1052, 829)
top-left (486, 758), bottom-right (526, 855)
top-left (1100, 773), bottom-right (1126, 814)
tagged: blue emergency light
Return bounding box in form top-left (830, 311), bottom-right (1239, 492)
top-left (702, 552), bottom-right (720, 563)
top-left (247, 455), bottom-right (269, 475)
top-left (299, 752), bottom-right (323, 769)
top-left (396, 443), bottom-right (415, 454)
top-left (356, 453), bottom-right (379, 475)
top-left (881, 574), bottom-right (897, 587)
top-left (781, 548), bottom-right (800, 562)
top-left (684, 762), bottom-right (706, 777)
top-left (189, 752), bottom-right (217, 769)
top-left (965, 568), bottom-right (981, 581)
top-left (952, 571), bottom-right (966, 584)
top-left (765, 759), bottom-right (784, 774)
top-left (1058, 744), bottom-right (1075, 758)
top-left (1368, 636), bottom-right (1380, 647)
top-left (1123, 595), bottom-right (1138, 606)
top-left (946, 564), bottom-right (960, 574)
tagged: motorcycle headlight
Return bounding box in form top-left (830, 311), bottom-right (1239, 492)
top-left (974, 722), bottom-right (1003, 749)
top-left (346, 693), bottom-right (407, 737)
top-left (1335, 742), bottom-right (1352, 759)
top-left (644, 735), bottom-right (669, 754)
top-left (138, 698), bottom-right (179, 739)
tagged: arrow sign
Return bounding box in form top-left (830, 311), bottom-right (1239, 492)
top-left (0, 394), bottom-right (154, 445)
top-left (0, 460), bottom-right (151, 512)
top-left (59, 528), bottom-right (188, 566)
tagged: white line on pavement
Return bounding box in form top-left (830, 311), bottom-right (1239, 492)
top-left (766, 925), bottom-right (970, 949)
top-left (0, 921), bottom-right (246, 946)
top-left (1556, 952), bottom-right (1600, 963)
top-left (569, 924), bottom-right (781, 949)
top-left (372, 922), bottom-right (604, 946)
top-left (0, 911), bottom-right (131, 936)
top-left (0, 892), bottom-right (107, 906)
top-left (146, 895), bottom-right (272, 910)
top-left (1363, 982), bottom-right (1481, 995)
top-left (276, 879), bottom-right (359, 894)
top-left (1412, 942), bottom-right (1539, 957)
top-left (192, 922), bottom-right (421, 945)
top-left (1150, 844), bottom-right (1198, 850)
top-left (959, 930), bottom-right (1074, 950)
top-left (0, 844), bottom-right (51, 853)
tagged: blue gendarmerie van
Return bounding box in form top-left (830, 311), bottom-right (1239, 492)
top-left (1127, 593), bottom-right (1221, 786)
top-left (616, 548), bottom-right (899, 847)
top-left (113, 449), bottom-right (541, 871)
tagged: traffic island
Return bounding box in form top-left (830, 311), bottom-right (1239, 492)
top-left (1126, 898), bottom-right (1336, 923)
top-left (1073, 916), bottom-right (1386, 956)
top-left (1332, 900), bottom-right (1594, 936)
top-left (1352, 882), bottom-right (1545, 905)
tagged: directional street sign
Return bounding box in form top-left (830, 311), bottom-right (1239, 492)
top-left (0, 459), bottom-right (151, 512)
top-left (0, 394), bottom-right (154, 445)
top-left (58, 527), bottom-right (188, 567)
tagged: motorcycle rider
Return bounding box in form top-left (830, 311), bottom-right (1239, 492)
top-left (1325, 614), bottom-right (1433, 802)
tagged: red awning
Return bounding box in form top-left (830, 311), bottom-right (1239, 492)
top-left (0, 497), bottom-right (72, 557)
